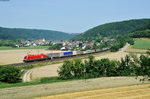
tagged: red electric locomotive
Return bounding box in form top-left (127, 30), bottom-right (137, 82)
top-left (23, 54), bottom-right (48, 62)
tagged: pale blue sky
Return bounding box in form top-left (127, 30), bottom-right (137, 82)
top-left (0, 0), bottom-right (150, 33)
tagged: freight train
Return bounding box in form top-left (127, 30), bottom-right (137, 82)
top-left (23, 48), bottom-right (109, 62)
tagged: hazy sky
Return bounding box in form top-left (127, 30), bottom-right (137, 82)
top-left (0, 0), bottom-right (150, 33)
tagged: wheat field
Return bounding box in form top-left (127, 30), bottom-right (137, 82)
top-left (0, 49), bottom-right (66, 65)
top-left (35, 84), bottom-right (150, 99)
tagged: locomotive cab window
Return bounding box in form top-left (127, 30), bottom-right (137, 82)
top-left (24, 56), bottom-right (27, 59)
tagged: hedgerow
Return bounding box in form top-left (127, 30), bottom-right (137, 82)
top-left (58, 50), bottom-right (150, 81)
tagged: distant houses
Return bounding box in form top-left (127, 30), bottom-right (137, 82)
top-left (18, 38), bottom-right (49, 47)
top-left (60, 41), bottom-right (95, 51)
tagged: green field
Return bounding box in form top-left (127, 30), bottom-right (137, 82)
top-left (132, 39), bottom-right (150, 50)
top-left (0, 46), bottom-right (50, 50)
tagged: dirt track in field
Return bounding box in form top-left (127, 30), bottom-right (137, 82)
top-left (35, 83), bottom-right (150, 99)
top-left (0, 49), bottom-right (65, 65)
top-left (0, 77), bottom-right (148, 99)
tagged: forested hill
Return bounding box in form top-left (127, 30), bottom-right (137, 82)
top-left (72, 19), bottom-right (150, 41)
top-left (130, 19), bottom-right (150, 38)
top-left (0, 27), bottom-right (78, 41)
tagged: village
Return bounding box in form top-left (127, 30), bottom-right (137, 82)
top-left (18, 38), bottom-right (115, 51)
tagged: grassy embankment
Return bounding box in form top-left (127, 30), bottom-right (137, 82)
top-left (0, 77), bottom-right (78, 89)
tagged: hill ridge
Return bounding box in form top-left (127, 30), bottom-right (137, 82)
top-left (72, 18), bottom-right (150, 41)
top-left (0, 26), bottom-right (78, 41)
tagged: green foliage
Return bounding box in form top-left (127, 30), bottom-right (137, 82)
top-left (0, 67), bottom-right (21, 83)
top-left (0, 40), bottom-right (20, 47)
top-left (117, 56), bottom-right (131, 76)
top-left (72, 59), bottom-right (85, 78)
top-left (131, 29), bottom-right (150, 38)
top-left (110, 36), bottom-right (134, 52)
top-left (127, 38), bottom-right (134, 45)
top-left (110, 44), bottom-right (120, 52)
top-left (110, 37), bottom-right (125, 52)
top-left (0, 27), bottom-right (78, 41)
top-left (58, 60), bottom-right (74, 79)
top-left (21, 65), bottom-right (34, 70)
top-left (57, 56), bottom-right (123, 79)
top-left (134, 53), bottom-right (150, 77)
top-left (101, 59), bottom-right (118, 77)
top-left (0, 77), bottom-right (80, 89)
top-left (93, 42), bottom-right (97, 51)
top-left (130, 51), bottom-right (150, 82)
top-left (48, 44), bottom-right (63, 50)
top-left (84, 56), bottom-right (96, 78)
top-left (99, 42), bottom-right (107, 51)
top-left (132, 20), bottom-right (150, 32)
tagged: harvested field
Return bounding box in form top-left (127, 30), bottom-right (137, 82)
top-left (31, 63), bottom-right (63, 81)
top-left (0, 77), bottom-right (148, 99)
top-left (36, 83), bottom-right (150, 99)
top-left (0, 49), bottom-right (66, 65)
top-left (95, 52), bottom-right (129, 60)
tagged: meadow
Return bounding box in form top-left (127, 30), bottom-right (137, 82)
top-left (132, 39), bottom-right (150, 50)
top-left (0, 46), bottom-right (50, 50)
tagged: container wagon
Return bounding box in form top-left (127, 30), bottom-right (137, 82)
top-left (46, 53), bottom-right (60, 59)
top-left (61, 51), bottom-right (73, 57)
top-left (86, 50), bottom-right (95, 54)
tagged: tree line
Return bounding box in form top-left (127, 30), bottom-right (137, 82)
top-left (58, 51), bottom-right (150, 82)
top-left (0, 40), bottom-right (21, 47)
top-left (131, 29), bottom-right (150, 38)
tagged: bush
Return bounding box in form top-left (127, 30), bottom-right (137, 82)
top-left (0, 67), bottom-right (21, 83)
top-left (110, 45), bottom-right (119, 52)
top-left (57, 60), bottom-right (74, 79)
top-left (71, 59), bottom-right (85, 78)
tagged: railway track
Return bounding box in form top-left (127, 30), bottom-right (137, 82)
top-left (2, 50), bottom-right (109, 67)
